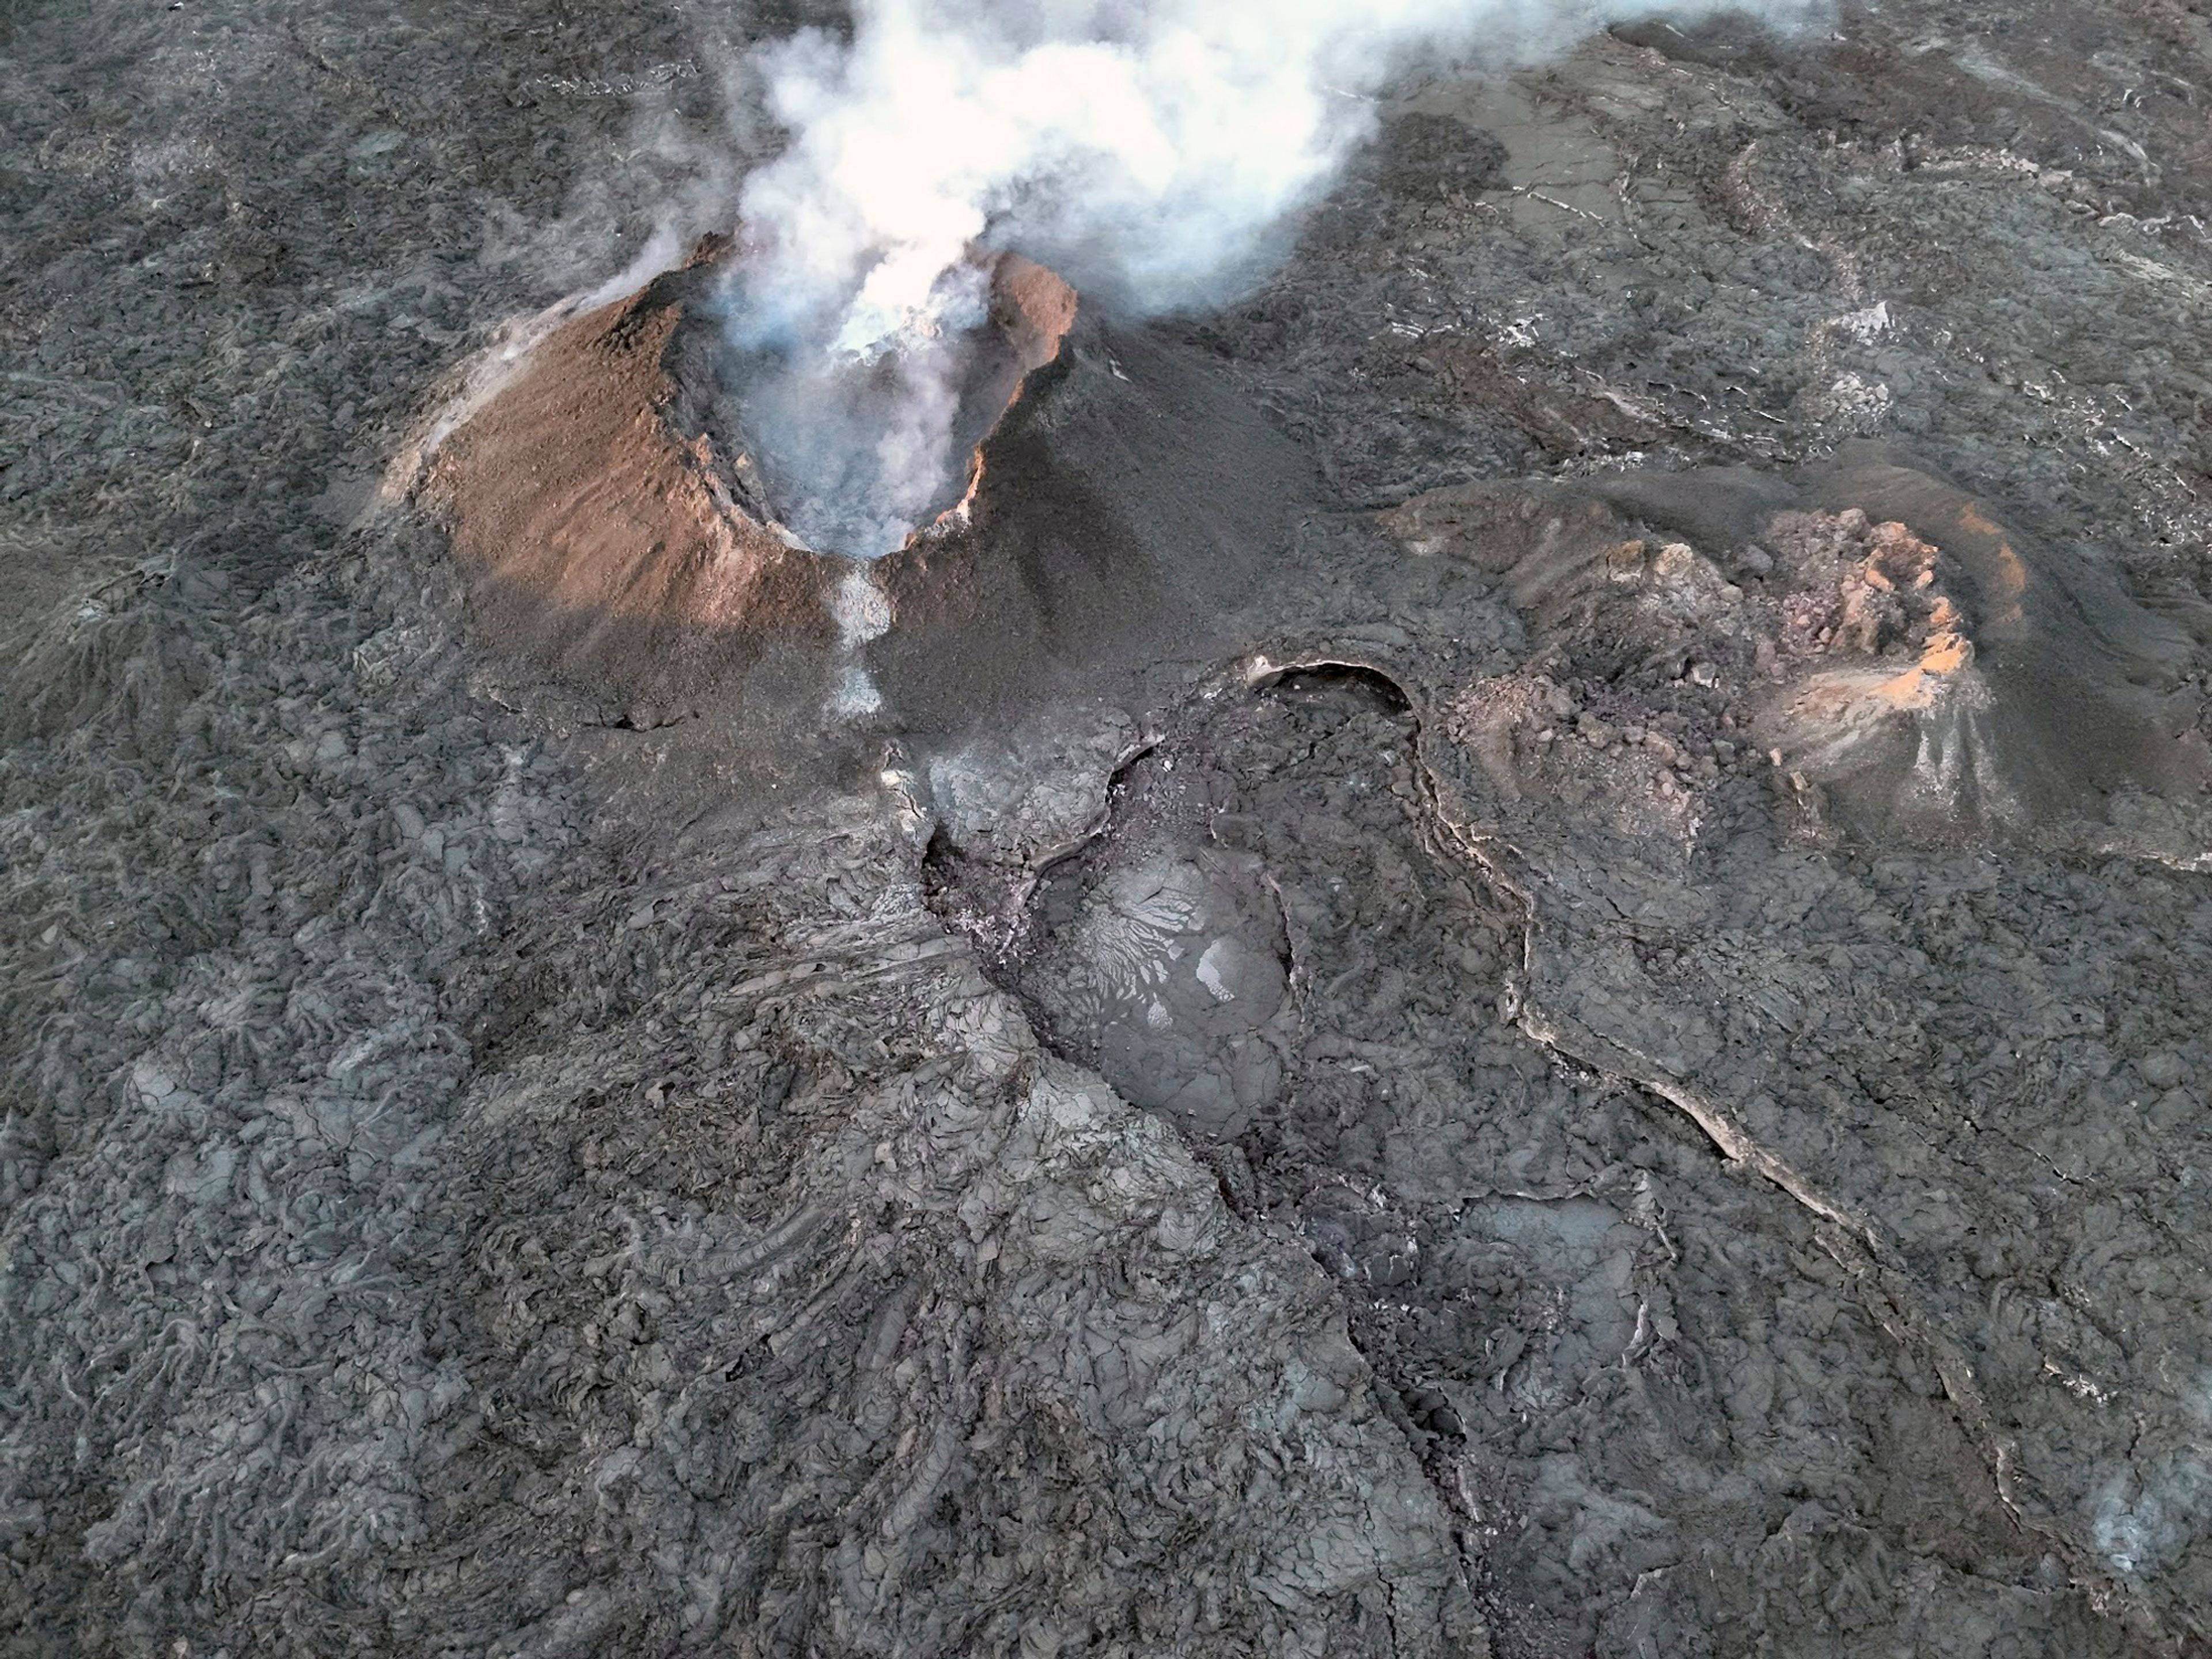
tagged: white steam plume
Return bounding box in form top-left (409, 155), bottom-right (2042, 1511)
top-left (724, 0), bottom-right (1811, 556)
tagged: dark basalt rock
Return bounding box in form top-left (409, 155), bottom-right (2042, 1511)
top-left (5, 5), bottom-right (2212, 1657)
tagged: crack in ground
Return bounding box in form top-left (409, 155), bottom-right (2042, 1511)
top-left (1331, 650), bottom-right (2175, 1648)
top-left (933, 650), bottom-right (2171, 1647)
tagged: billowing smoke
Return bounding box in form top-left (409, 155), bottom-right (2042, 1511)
top-left (723, 0), bottom-right (1811, 556)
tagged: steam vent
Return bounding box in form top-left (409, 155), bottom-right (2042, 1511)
top-left (12, 6), bottom-right (2212, 1659)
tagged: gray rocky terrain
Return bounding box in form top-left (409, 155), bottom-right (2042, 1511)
top-left (4, 2), bottom-right (2212, 1655)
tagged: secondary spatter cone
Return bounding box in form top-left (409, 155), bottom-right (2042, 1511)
top-left (416, 239), bottom-right (1077, 718)
top-left (1381, 464), bottom-right (2212, 855)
